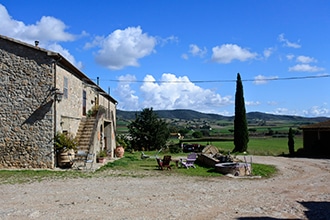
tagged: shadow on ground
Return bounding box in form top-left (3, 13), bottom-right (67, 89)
top-left (236, 201), bottom-right (330, 220)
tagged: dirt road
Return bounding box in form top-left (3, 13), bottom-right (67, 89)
top-left (0, 156), bottom-right (329, 219)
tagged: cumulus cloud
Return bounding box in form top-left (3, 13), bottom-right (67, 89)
top-left (289, 64), bottom-right (324, 72)
top-left (115, 73), bottom-right (232, 112)
top-left (211, 44), bottom-right (257, 63)
top-left (113, 74), bottom-right (140, 110)
top-left (92, 26), bottom-right (156, 70)
top-left (0, 4), bottom-right (75, 44)
top-left (47, 43), bottom-right (83, 69)
top-left (253, 75), bottom-right (279, 85)
top-left (0, 4), bottom-right (82, 69)
top-left (278, 33), bottom-right (301, 48)
top-left (189, 44), bottom-right (207, 57)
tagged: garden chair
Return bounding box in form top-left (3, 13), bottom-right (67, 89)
top-left (83, 153), bottom-right (95, 171)
top-left (180, 152), bottom-right (197, 169)
top-left (156, 155), bottom-right (172, 170)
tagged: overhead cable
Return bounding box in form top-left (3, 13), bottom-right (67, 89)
top-left (91, 74), bottom-right (330, 84)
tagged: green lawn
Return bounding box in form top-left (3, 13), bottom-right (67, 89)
top-left (99, 152), bottom-right (277, 178)
top-left (2, 136), bottom-right (294, 184)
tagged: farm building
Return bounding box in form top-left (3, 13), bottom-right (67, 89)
top-left (0, 34), bottom-right (117, 169)
top-left (300, 120), bottom-right (330, 157)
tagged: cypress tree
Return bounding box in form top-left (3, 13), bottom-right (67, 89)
top-left (288, 127), bottom-right (295, 155)
top-left (233, 73), bottom-right (249, 153)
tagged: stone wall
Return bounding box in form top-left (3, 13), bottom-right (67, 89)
top-left (0, 38), bottom-right (55, 168)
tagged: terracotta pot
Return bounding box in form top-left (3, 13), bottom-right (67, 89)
top-left (115, 146), bottom-right (125, 158)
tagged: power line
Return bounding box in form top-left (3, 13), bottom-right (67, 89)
top-left (91, 74), bottom-right (330, 84)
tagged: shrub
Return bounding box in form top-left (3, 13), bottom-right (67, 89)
top-left (54, 132), bottom-right (77, 151)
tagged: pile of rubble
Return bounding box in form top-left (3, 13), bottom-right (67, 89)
top-left (197, 145), bottom-right (251, 176)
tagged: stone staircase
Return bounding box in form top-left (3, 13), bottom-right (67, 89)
top-left (75, 117), bottom-right (96, 154)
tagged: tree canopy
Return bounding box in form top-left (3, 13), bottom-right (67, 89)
top-left (128, 108), bottom-right (170, 151)
top-left (233, 73), bottom-right (249, 153)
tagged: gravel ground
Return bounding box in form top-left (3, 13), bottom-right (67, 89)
top-left (0, 156), bottom-right (329, 220)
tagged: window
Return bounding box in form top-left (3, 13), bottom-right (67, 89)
top-left (82, 90), bottom-right (86, 116)
top-left (63, 77), bottom-right (68, 99)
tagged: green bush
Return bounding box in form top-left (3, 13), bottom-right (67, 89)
top-left (54, 132), bottom-right (77, 151)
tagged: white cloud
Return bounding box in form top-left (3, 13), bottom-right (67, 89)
top-left (253, 75), bottom-right (279, 85)
top-left (93, 26), bottom-right (156, 70)
top-left (0, 4), bottom-right (83, 69)
top-left (113, 74), bottom-right (140, 110)
top-left (245, 101), bottom-right (261, 106)
top-left (211, 44), bottom-right (257, 63)
top-left (47, 43), bottom-right (83, 69)
top-left (286, 54), bottom-right (295, 60)
top-left (267, 101), bottom-right (278, 106)
top-left (263, 47), bottom-right (275, 59)
top-left (296, 55), bottom-right (317, 63)
top-left (0, 4), bottom-right (75, 44)
top-left (272, 108), bottom-right (290, 115)
top-left (303, 105), bottom-right (330, 117)
top-left (189, 44), bottom-right (207, 57)
top-left (157, 35), bottom-right (178, 46)
top-left (115, 73), bottom-right (232, 112)
top-left (278, 33), bottom-right (301, 48)
top-left (181, 53), bottom-right (189, 60)
top-left (140, 73), bottom-right (232, 111)
top-left (289, 64), bottom-right (324, 72)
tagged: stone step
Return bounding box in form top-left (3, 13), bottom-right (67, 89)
top-left (75, 117), bottom-right (97, 154)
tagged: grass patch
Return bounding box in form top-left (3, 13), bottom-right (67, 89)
top-left (1, 151), bottom-right (278, 184)
top-left (251, 163), bottom-right (277, 178)
top-left (97, 152), bottom-right (276, 178)
top-left (0, 169), bottom-right (92, 185)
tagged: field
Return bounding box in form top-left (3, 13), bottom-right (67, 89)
top-left (190, 136), bottom-right (303, 156)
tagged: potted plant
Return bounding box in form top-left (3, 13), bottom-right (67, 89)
top-left (87, 105), bottom-right (100, 117)
top-left (97, 149), bottom-right (107, 163)
top-left (54, 132), bottom-right (78, 168)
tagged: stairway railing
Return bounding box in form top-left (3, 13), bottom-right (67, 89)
top-left (87, 105), bottom-right (106, 154)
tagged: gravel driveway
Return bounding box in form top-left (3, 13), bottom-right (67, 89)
top-left (0, 156), bottom-right (329, 220)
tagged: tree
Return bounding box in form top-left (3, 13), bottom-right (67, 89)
top-left (288, 127), bottom-right (295, 155)
top-left (128, 108), bottom-right (170, 151)
top-left (192, 131), bottom-right (203, 138)
top-left (233, 73), bottom-right (249, 153)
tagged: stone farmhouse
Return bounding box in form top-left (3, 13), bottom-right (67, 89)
top-left (0, 34), bottom-right (117, 169)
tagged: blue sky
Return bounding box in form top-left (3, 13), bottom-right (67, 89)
top-left (1, 0), bottom-right (329, 117)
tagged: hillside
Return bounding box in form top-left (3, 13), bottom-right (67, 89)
top-left (116, 109), bottom-right (329, 124)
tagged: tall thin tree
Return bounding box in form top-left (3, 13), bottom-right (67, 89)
top-left (288, 127), bottom-right (295, 155)
top-left (233, 73), bottom-right (249, 153)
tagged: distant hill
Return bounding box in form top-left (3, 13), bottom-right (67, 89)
top-left (116, 109), bottom-right (329, 123)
